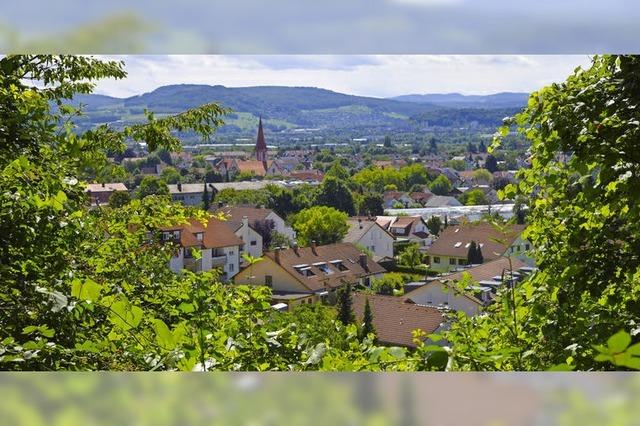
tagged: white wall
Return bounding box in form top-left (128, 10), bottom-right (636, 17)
top-left (358, 226), bottom-right (394, 259)
top-left (267, 211), bottom-right (296, 240)
top-left (169, 247), bottom-right (184, 273)
top-left (236, 220), bottom-right (263, 259)
top-left (222, 245), bottom-right (240, 280)
top-left (407, 281), bottom-right (481, 317)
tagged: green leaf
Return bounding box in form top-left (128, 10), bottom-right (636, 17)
top-left (71, 278), bottom-right (102, 302)
top-left (607, 330), bottom-right (631, 354)
top-left (109, 300), bottom-right (143, 330)
top-left (547, 363), bottom-right (575, 371)
top-left (153, 319), bottom-right (176, 350)
top-left (178, 302), bottom-right (195, 313)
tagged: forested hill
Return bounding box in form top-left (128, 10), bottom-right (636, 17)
top-left (69, 85), bottom-right (526, 137)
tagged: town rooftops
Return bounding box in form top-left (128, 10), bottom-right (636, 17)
top-left (438, 256), bottom-right (526, 284)
top-left (352, 292), bottom-right (444, 348)
top-left (161, 217), bottom-right (243, 250)
top-left (263, 242), bottom-right (385, 292)
top-left (345, 218), bottom-right (394, 244)
top-left (427, 222), bottom-right (525, 260)
top-left (169, 181), bottom-right (282, 194)
top-left (423, 195), bottom-right (462, 208)
top-left (85, 183), bottom-right (128, 192)
top-left (218, 206), bottom-right (274, 223)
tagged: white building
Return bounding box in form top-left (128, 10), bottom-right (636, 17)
top-left (162, 217), bottom-right (243, 281)
top-left (344, 218), bottom-right (395, 261)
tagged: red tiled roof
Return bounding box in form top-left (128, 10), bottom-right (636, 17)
top-left (352, 292), bottom-right (443, 347)
top-left (236, 160), bottom-right (267, 176)
top-left (427, 222), bottom-right (525, 260)
top-left (262, 243), bottom-right (386, 292)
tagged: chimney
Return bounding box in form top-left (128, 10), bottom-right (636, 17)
top-left (274, 247), bottom-right (281, 264)
top-left (358, 218), bottom-right (363, 230)
top-left (358, 253), bottom-right (367, 269)
top-left (311, 240), bottom-right (317, 255)
top-left (293, 241), bottom-right (299, 255)
top-left (218, 201), bottom-right (224, 208)
top-left (177, 182), bottom-right (182, 192)
top-left (242, 215), bottom-right (248, 227)
top-left (101, 182), bottom-right (105, 188)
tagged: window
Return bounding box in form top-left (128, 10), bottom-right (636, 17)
top-left (184, 248), bottom-right (193, 259)
top-left (196, 233), bottom-right (203, 241)
top-left (330, 260), bottom-right (349, 272)
top-left (316, 263), bottom-right (332, 274)
top-left (449, 258), bottom-right (456, 265)
top-left (434, 257), bottom-right (441, 264)
top-left (525, 243), bottom-right (531, 251)
top-left (250, 240), bottom-right (257, 246)
top-left (458, 259), bottom-right (466, 265)
top-left (229, 263), bottom-right (234, 272)
top-left (265, 275), bottom-right (273, 287)
top-left (229, 250), bottom-right (234, 256)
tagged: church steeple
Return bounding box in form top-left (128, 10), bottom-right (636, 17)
top-left (255, 117), bottom-right (267, 162)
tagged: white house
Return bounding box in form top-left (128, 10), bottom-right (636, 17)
top-left (218, 207), bottom-right (296, 242)
top-left (221, 215), bottom-right (264, 260)
top-left (405, 257), bottom-right (529, 316)
top-left (344, 218), bottom-right (395, 261)
top-left (162, 217), bottom-right (243, 281)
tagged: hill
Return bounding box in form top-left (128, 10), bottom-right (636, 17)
top-left (390, 92), bottom-right (529, 109)
top-left (69, 85), bottom-right (524, 141)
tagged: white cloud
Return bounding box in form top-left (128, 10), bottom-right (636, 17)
top-left (94, 55), bottom-right (592, 99)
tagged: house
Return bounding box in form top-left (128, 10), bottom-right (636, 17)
top-left (423, 195), bottom-right (463, 208)
top-left (168, 182), bottom-right (284, 206)
top-left (386, 216), bottom-right (432, 250)
top-left (234, 159), bottom-right (268, 177)
top-left (220, 215), bottom-right (264, 260)
top-left (233, 242), bottom-right (386, 309)
top-left (352, 293), bottom-right (444, 348)
top-left (409, 190), bottom-right (434, 206)
top-left (344, 218), bottom-right (395, 261)
top-left (404, 257), bottom-right (527, 316)
top-left (85, 182), bottom-right (128, 207)
top-left (289, 170), bottom-right (324, 183)
top-left (161, 217), bottom-right (242, 281)
top-left (218, 206), bottom-right (296, 241)
top-left (425, 222), bottom-right (528, 272)
top-left (383, 191), bottom-right (412, 209)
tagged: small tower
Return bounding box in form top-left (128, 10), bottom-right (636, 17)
top-left (255, 117), bottom-right (268, 162)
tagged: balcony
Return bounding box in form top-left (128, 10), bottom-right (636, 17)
top-left (211, 255), bottom-right (227, 267)
top-left (184, 258), bottom-right (202, 272)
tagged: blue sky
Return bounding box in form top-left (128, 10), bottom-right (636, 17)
top-left (95, 55), bottom-right (592, 99)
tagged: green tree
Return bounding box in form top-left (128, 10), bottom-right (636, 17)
top-left (360, 298), bottom-right (376, 342)
top-left (359, 193), bottom-right (383, 216)
top-left (426, 216), bottom-right (442, 236)
top-left (202, 181), bottom-right (211, 210)
top-left (484, 154), bottom-right (498, 173)
top-left (383, 135), bottom-right (392, 148)
top-left (315, 176), bottom-right (356, 216)
top-left (429, 174), bottom-right (452, 195)
top-left (292, 206), bottom-right (349, 246)
top-left (398, 244), bottom-right (423, 269)
top-left (472, 168), bottom-right (493, 184)
top-left (108, 190), bottom-right (131, 208)
top-left (460, 188), bottom-right (489, 206)
top-left (160, 166), bottom-right (181, 184)
top-left (135, 176), bottom-right (169, 199)
top-left (337, 283), bottom-right (355, 326)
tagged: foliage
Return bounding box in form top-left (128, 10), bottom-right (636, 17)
top-left (360, 299), bottom-right (376, 342)
top-left (429, 174), bottom-right (452, 195)
top-left (201, 181), bottom-right (211, 210)
top-left (459, 188), bottom-right (489, 206)
top-left (108, 190), bottom-right (131, 208)
top-left (397, 243), bottom-right (423, 269)
top-left (337, 284), bottom-right (356, 326)
top-left (292, 206), bottom-right (349, 246)
top-left (371, 273), bottom-right (406, 296)
top-left (471, 168), bottom-right (493, 184)
top-left (160, 166), bottom-right (181, 184)
top-left (426, 215), bottom-right (442, 236)
top-left (135, 176), bottom-right (169, 199)
top-left (358, 193), bottom-right (384, 216)
top-left (314, 176), bottom-right (356, 216)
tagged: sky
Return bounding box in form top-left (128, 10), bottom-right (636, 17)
top-left (95, 55), bottom-right (593, 99)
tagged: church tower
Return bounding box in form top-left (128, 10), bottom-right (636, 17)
top-left (255, 117), bottom-right (268, 162)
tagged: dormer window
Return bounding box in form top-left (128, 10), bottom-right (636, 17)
top-left (330, 260), bottom-right (349, 271)
top-left (295, 266), bottom-right (316, 277)
top-left (196, 232), bottom-right (204, 241)
top-left (313, 262), bottom-right (333, 275)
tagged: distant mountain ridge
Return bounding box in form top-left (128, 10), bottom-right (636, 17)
top-left (389, 92), bottom-right (530, 109)
top-left (69, 85), bottom-right (526, 139)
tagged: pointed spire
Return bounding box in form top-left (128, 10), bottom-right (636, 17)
top-left (255, 116), bottom-right (267, 161)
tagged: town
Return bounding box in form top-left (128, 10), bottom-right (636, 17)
top-left (87, 114), bottom-right (536, 349)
